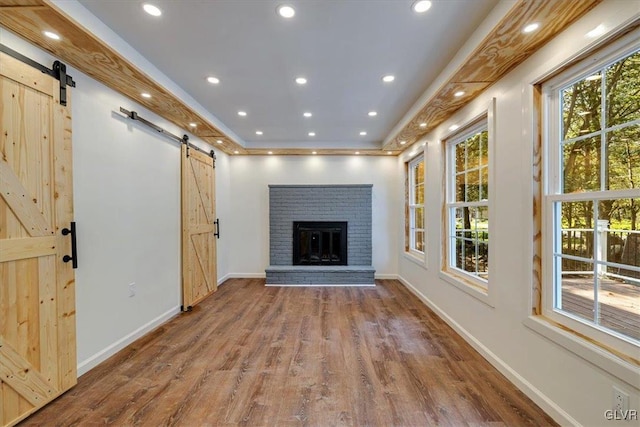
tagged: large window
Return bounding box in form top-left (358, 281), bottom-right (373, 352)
top-left (407, 156), bottom-right (425, 254)
top-left (543, 39), bottom-right (639, 351)
top-left (445, 121), bottom-right (489, 288)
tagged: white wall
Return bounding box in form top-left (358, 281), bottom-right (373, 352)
top-left (228, 155), bottom-right (400, 277)
top-left (396, 1), bottom-right (640, 426)
top-left (0, 30), bottom-right (230, 374)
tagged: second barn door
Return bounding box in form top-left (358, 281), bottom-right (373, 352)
top-left (181, 145), bottom-right (217, 310)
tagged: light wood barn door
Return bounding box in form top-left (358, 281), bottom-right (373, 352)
top-left (0, 53), bottom-right (76, 426)
top-left (181, 145), bottom-right (217, 310)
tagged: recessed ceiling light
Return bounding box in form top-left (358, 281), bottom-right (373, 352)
top-left (387, 151), bottom-right (393, 155)
top-left (141, 92), bottom-right (151, 98)
top-left (586, 24), bottom-right (606, 38)
top-left (454, 91), bottom-right (465, 97)
top-left (217, 140), bottom-right (223, 144)
top-left (359, 131), bottom-right (367, 136)
top-left (43, 31), bottom-right (60, 40)
top-left (308, 132), bottom-right (316, 137)
top-left (189, 123), bottom-right (197, 127)
top-left (234, 150), bottom-right (239, 154)
top-left (142, 3), bottom-right (162, 17)
top-left (295, 77), bottom-right (307, 85)
top-left (303, 112), bottom-right (312, 118)
top-left (312, 151), bottom-right (317, 155)
top-left (419, 123), bottom-right (427, 128)
top-left (449, 124), bottom-right (460, 131)
top-left (256, 131), bottom-right (263, 135)
top-left (277, 5), bottom-right (295, 18)
top-left (207, 76), bottom-right (220, 84)
top-left (412, 0), bottom-right (432, 13)
top-left (355, 152), bottom-right (360, 155)
top-left (368, 111), bottom-right (377, 117)
top-left (238, 111), bottom-right (247, 116)
top-left (382, 75), bottom-right (395, 83)
top-left (268, 151), bottom-right (273, 155)
top-left (400, 140), bottom-right (407, 145)
top-left (523, 23), bottom-right (540, 33)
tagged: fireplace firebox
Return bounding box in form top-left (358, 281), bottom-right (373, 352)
top-left (293, 221), bottom-right (347, 265)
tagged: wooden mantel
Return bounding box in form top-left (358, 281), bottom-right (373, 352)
top-left (0, 0), bottom-right (600, 156)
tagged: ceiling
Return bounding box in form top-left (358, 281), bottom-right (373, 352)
top-left (0, 0), bottom-right (602, 155)
top-left (76, 0), bottom-right (499, 151)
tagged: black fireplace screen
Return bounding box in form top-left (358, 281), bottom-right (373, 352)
top-left (293, 221), bottom-right (347, 265)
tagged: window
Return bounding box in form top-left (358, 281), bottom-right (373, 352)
top-left (444, 121), bottom-right (489, 288)
top-left (543, 39), bottom-right (639, 352)
top-left (407, 156), bottom-right (425, 254)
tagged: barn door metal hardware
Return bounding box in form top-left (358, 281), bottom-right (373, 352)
top-left (214, 219), bottom-right (220, 239)
top-left (0, 44), bottom-right (76, 106)
top-left (119, 107), bottom-right (216, 162)
top-left (53, 61), bottom-right (74, 106)
top-left (61, 222), bottom-right (78, 269)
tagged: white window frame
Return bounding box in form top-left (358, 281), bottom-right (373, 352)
top-left (541, 34), bottom-right (640, 358)
top-left (441, 100), bottom-right (495, 302)
top-left (407, 155), bottom-right (425, 257)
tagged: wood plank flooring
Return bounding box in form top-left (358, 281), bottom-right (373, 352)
top-left (21, 279), bottom-right (557, 426)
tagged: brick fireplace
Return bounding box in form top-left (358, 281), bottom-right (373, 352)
top-left (265, 184), bottom-right (375, 285)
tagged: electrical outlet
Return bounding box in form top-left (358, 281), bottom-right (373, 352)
top-left (128, 282), bottom-right (136, 297)
top-left (613, 386), bottom-right (629, 413)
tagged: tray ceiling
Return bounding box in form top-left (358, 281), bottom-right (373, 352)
top-left (0, 0), bottom-right (601, 155)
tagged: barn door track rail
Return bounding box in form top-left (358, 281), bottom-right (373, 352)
top-left (0, 43), bottom-right (75, 106)
top-left (119, 107), bottom-right (216, 167)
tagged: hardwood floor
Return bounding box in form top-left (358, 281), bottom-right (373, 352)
top-left (22, 279), bottom-right (557, 426)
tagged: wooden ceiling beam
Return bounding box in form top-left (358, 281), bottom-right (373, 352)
top-left (384, 0), bottom-right (602, 151)
top-left (243, 148), bottom-right (398, 156)
top-left (0, 0), bottom-right (243, 155)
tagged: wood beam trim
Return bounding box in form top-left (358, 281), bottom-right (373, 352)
top-left (243, 148), bottom-right (396, 156)
top-left (385, 0), bottom-right (602, 151)
top-left (0, 1), bottom-right (244, 155)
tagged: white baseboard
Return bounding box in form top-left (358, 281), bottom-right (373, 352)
top-left (396, 275), bottom-right (579, 427)
top-left (217, 273), bottom-right (231, 285)
top-left (77, 306), bottom-right (180, 377)
top-left (226, 272), bottom-right (266, 279)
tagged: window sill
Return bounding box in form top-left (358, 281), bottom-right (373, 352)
top-left (439, 270), bottom-right (494, 308)
top-left (403, 251), bottom-right (426, 269)
top-left (523, 316), bottom-right (639, 391)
